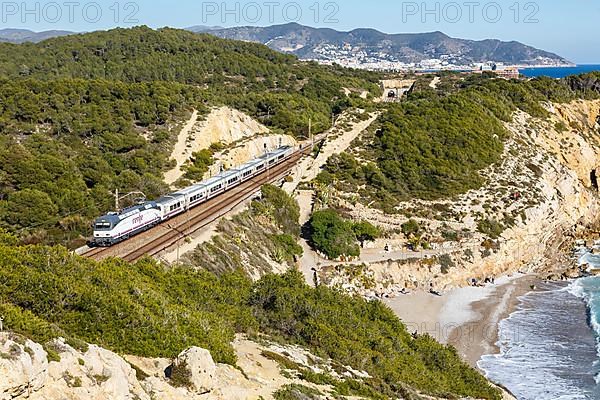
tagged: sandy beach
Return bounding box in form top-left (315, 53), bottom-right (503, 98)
top-left (385, 274), bottom-right (539, 368)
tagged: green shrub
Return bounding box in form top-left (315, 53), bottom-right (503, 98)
top-left (44, 345), bottom-right (61, 363)
top-left (308, 209), bottom-right (360, 259)
top-left (274, 384), bottom-right (323, 400)
top-left (168, 361), bottom-right (193, 389)
top-left (182, 149), bottom-right (215, 182)
top-left (352, 221), bottom-right (381, 243)
top-left (401, 219), bottom-right (422, 238)
top-left (477, 219), bottom-right (505, 239)
top-left (271, 234), bottom-right (303, 262)
top-left (437, 254), bottom-right (456, 274)
top-left (255, 185), bottom-right (301, 236)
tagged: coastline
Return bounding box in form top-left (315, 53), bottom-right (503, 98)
top-left (448, 275), bottom-right (539, 367)
top-left (385, 274), bottom-right (539, 368)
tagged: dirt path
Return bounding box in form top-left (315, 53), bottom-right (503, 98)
top-left (283, 111), bottom-right (379, 195)
top-left (290, 110), bottom-right (381, 284)
top-left (163, 109), bottom-right (199, 186)
top-left (429, 76), bottom-right (441, 89)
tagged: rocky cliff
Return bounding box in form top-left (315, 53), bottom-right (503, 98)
top-left (0, 333), bottom-right (371, 400)
top-left (324, 99), bottom-right (600, 293)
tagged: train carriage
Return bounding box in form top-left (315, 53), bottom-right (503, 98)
top-left (238, 159), bottom-right (263, 182)
top-left (220, 170), bottom-right (242, 190)
top-left (204, 176), bottom-right (227, 200)
top-left (260, 146), bottom-right (293, 167)
top-left (156, 194), bottom-right (186, 220)
top-left (174, 184), bottom-right (208, 210)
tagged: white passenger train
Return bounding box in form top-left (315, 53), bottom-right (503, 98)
top-left (92, 146), bottom-right (295, 247)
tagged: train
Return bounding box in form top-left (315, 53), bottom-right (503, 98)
top-left (91, 146), bottom-right (295, 247)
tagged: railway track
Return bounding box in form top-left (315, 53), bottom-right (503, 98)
top-left (83, 147), bottom-right (310, 263)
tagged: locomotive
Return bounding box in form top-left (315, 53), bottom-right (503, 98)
top-left (92, 146), bottom-right (294, 247)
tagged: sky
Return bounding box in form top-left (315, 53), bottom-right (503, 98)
top-left (1, 0), bottom-right (598, 63)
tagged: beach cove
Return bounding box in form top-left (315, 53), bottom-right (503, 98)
top-left (383, 243), bottom-right (600, 400)
top-left (385, 274), bottom-right (539, 368)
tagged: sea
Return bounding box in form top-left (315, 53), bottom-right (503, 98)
top-left (520, 65), bottom-right (600, 79)
top-left (479, 248), bottom-right (600, 399)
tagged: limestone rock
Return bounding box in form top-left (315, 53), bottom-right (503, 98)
top-left (172, 347), bottom-right (216, 393)
top-left (0, 335), bottom-right (48, 400)
top-left (142, 377), bottom-right (190, 400)
top-left (17, 338), bottom-right (151, 400)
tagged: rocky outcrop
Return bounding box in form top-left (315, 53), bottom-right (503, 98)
top-left (171, 347), bottom-right (216, 393)
top-left (1, 334), bottom-right (379, 400)
top-left (0, 335), bottom-right (47, 400)
top-left (1, 337), bottom-right (151, 400)
top-left (164, 106), bottom-right (298, 186)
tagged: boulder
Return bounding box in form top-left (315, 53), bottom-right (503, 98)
top-left (0, 335), bottom-right (48, 400)
top-left (563, 267), bottom-right (582, 279)
top-left (27, 338), bottom-right (151, 400)
top-left (172, 347), bottom-right (216, 393)
top-left (142, 377), bottom-right (190, 400)
top-left (83, 344), bottom-right (149, 400)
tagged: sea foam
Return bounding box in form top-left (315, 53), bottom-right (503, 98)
top-left (479, 279), bottom-right (600, 399)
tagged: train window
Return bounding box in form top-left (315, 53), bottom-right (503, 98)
top-left (243, 171), bottom-right (252, 177)
top-left (257, 164), bottom-right (264, 169)
top-left (95, 222), bottom-right (111, 229)
top-left (278, 155), bottom-right (284, 160)
top-left (211, 185), bottom-right (222, 193)
top-left (269, 159), bottom-right (275, 165)
top-left (228, 177), bottom-right (238, 184)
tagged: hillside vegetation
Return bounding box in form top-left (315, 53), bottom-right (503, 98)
top-left (0, 228), bottom-right (500, 399)
top-left (0, 26), bottom-right (380, 136)
top-left (318, 72), bottom-right (600, 211)
top-left (0, 27), bottom-right (380, 245)
top-left (0, 78), bottom-right (203, 246)
top-left (185, 185), bottom-right (303, 276)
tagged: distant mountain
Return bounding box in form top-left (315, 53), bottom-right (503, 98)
top-left (186, 25), bottom-right (225, 33)
top-left (188, 23), bottom-right (571, 68)
top-left (0, 28), bottom-right (74, 43)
